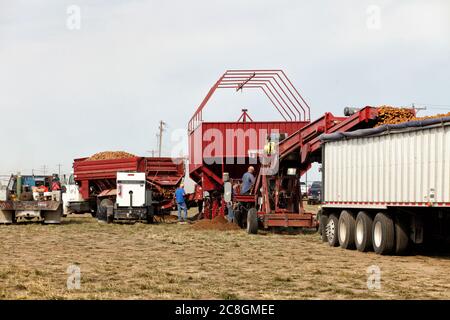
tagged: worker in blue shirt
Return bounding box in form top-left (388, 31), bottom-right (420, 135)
top-left (240, 166), bottom-right (255, 195)
top-left (175, 184), bottom-right (188, 222)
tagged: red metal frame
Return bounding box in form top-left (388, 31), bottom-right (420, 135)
top-left (188, 70), bottom-right (311, 132)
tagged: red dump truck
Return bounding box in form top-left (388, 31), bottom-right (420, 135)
top-left (66, 156), bottom-right (184, 222)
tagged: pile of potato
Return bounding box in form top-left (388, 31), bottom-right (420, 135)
top-left (86, 151), bottom-right (136, 161)
top-left (375, 106), bottom-right (416, 126)
top-left (376, 106), bottom-right (450, 126)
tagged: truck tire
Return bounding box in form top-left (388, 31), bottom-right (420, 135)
top-left (395, 215), bottom-right (410, 255)
top-left (319, 213), bottom-right (329, 242)
top-left (372, 212), bottom-right (395, 255)
top-left (326, 214), bottom-right (339, 247)
top-left (355, 211), bottom-right (373, 252)
top-left (246, 208), bottom-right (258, 234)
top-left (338, 210), bottom-right (356, 249)
top-left (317, 209), bottom-right (323, 235)
top-left (97, 199), bottom-right (113, 223)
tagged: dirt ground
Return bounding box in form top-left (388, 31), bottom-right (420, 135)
top-left (1, 205), bottom-right (450, 300)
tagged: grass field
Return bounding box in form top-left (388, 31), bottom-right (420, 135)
top-left (1, 207), bottom-right (450, 300)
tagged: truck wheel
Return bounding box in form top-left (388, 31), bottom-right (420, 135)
top-left (326, 214), bottom-right (339, 247)
top-left (355, 211), bottom-right (373, 252)
top-left (372, 212), bottom-right (395, 255)
top-left (317, 209), bottom-right (323, 235)
top-left (395, 215), bottom-right (410, 255)
top-left (98, 199), bottom-right (113, 223)
top-left (319, 213), bottom-right (329, 242)
top-left (338, 210), bottom-right (356, 249)
top-left (246, 208), bottom-right (258, 234)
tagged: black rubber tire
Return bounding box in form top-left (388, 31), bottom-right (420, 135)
top-left (372, 212), bottom-right (395, 255)
top-left (106, 211), bottom-right (114, 224)
top-left (236, 209), bottom-right (247, 229)
top-left (97, 199), bottom-right (113, 223)
top-left (234, 209), bottom-right (242, 227)
top-left (246, 208), bottom-right (258, 234)
top-left (326, 214), bottom-right (339, 247)
top-left (395, 215), bottom-right (410, 255)
top-left (317, 209), bottom-right (323, 235)
top-left (338, 210), bottom-right (356, 250)
top-left (319, 213), bottom-right (329, 242)
top-left (355, 211), bottom-right (373, 252)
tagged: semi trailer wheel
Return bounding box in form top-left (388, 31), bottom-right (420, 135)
top-left (355, 211), bottom-right (373, 252)
top-left (338, 210), bottom-right (356, 249)
top-left (246, 208), bottom-right (258, 234)
top-left (319, 213), bottom-right (329, 242)
top-left (372, 212), bottom-right (395, 255)
top-left (395, 216), bottom-right (410, 255)
top-left (326, 214), bottom-right (339, 247)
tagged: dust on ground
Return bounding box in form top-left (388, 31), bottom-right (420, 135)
top-left (1, 206), bottom-right (450, 300)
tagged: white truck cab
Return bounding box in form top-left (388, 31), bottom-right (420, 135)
top-left (62, 173), bottom-right (91, 215)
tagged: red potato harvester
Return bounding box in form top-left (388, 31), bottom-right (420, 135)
top-left (188, 70), bottom-right (381, 233)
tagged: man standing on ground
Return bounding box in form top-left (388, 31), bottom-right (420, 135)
top-left (240, 166), bottom-right (255, 195)
top-left (175, 184), bottom-right (188, 222)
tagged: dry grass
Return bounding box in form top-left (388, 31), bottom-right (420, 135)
top-left (1, 208), bottom-right (450, 300)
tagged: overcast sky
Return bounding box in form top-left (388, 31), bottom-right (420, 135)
top-left (0, 0), bottom-right (449, 179)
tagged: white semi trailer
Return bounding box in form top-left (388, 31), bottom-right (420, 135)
top-left (319, 117), bottom-right (450, 255)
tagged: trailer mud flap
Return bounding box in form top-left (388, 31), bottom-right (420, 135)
top-left (0, 209), bottom-right (13, 224)
top-left (411, 215), bottom-right (424, 244)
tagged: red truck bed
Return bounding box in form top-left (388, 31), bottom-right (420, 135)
top-left (73, 157), bottom-right (184, 203)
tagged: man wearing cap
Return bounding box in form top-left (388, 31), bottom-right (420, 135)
top-left (240, 166), bottom-right (256, 195)
top-left (175, 184), bottom-right (188, 222)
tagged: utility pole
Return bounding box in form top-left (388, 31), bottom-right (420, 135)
top-left (146, 150), bottom-right (157, 157)
top-left (41, 165), bottom-right (48, 176)
top-left (157, 120), bottom-right (166, 158)
top-left (56, 164), bottom-right (62, 176)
